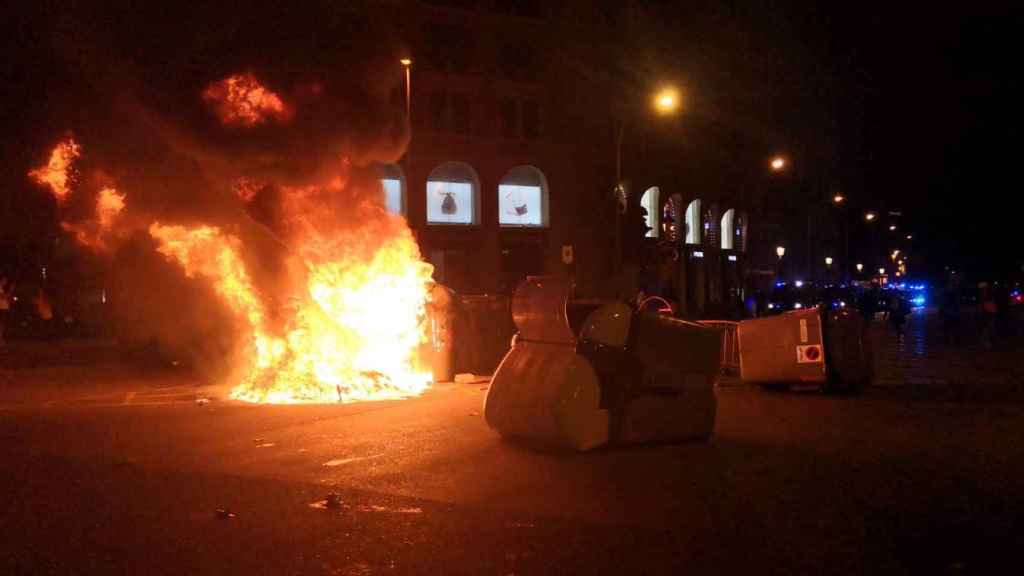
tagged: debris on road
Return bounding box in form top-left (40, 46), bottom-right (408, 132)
top-left (455, 373), bottom-right (489, 384)
top-left (325, 493), bottom-right (342, 509)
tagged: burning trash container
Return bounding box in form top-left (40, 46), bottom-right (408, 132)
top-left (426, 284), bottom-right (456, 383)
top-left (737, 306), bottom-right (872, 393)
top-left (484, 276), bottom-right (719, 451)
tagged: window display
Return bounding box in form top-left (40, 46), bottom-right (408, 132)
top-left (427, 181), bottom-right (474, 224)
top-left (498, 184), bottom-right (543, 226)
top-left (381, 178), bottom-right (402, 215)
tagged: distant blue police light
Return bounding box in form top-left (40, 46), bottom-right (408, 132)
top-left (911, 296), bottom-right (926, 306)
top-left (775, 281), bottom-right (786, 288)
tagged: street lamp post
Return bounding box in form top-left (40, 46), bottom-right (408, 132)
top-left (612, 86), bottom-right (681, 272)
top-left (400, 58), bottom-right (412, 121)
top-left (776, 245), bottom-right (786, 280)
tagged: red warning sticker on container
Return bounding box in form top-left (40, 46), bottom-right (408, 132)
top-left (796, 344), bottom-right (823, 364)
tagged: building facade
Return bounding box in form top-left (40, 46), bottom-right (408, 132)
top-left (373, 0), bottom-right (756, 316)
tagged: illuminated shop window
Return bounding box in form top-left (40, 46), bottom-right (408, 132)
top-left (377, 163), bottom-right (406, 215)
top-left (498, 166), bottom-right (547, 227)
top-left (685, 199), bottom-right (702, 245)
top-left (426, 162), bottom-right (479, 225)
top-left (641, 187), bottom-right (660, 238)
top-left (721, 208), bottom-right (735, 249)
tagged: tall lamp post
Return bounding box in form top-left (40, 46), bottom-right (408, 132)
top-left (612, 86), bottom-right (681, 272)
top-left (776, 245), bottom-right (786, 281)
top-left (399, 58), bottom-right (412, 121)
top-left (831, 193), bottom-right (850, 281)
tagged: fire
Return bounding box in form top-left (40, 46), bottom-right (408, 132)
top-left (232, 178), bottom-right (264, 203)
top-left (96, 187), bottom-right (126, 229)
top-left (149, 213), bottom-right (435, 404)
top-left (203, 73), bottom-right (291, 126)
top-left (31, 74), bottom-right (434, 407)
top-left (28, 137), bottom-right (81, 202)
top-left (60, 187), bottom-right (127, 252)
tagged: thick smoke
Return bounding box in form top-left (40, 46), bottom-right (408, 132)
top-left (34, 2), bottom-right (419, 381)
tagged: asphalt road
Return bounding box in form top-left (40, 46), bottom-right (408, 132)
top-left (2, 349), bottom-right (1024, 574)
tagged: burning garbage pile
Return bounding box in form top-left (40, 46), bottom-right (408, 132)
top-left (26, 72), bottom-right (435, 404)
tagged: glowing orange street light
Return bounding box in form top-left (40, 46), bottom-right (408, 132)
top-left (864, 211), bottom-right (876, 222)
top-left (776, 245), bottom-right (786, 259)
top-left (879, 268), bottom-right (886, 275)
top-left (856, 263), bottom-right (864, 273)
top-left (653, 87), bottom-right (681, 115)
top-left (770, 156), bottom-right (787, 171)
top-left (833, 194), bottom-right (845, 204)
top-left (825, 257), bottom-right (833, 266)
top-left (889, 224), bottom-right (897, 231)
top-left (906, 234), bottom-right (913, 240)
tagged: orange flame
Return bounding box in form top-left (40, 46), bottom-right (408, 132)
top-left (60, 187), bottom-right (127, 252)
top-left (203, 73), bottom-right (291, 126)
top-left (149, 215), bottom-right (435, 404)
top-left (232, 177), bottom-right (264, 203)
top-left (97, 187), bottom-right (126, 230)
top-left (28, 137), bottom-right (81, 202)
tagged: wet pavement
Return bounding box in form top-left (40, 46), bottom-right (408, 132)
top-left (873, 308), bottom-right (1024, 400)
top-left (2, 323), bottom-right (1024, 574)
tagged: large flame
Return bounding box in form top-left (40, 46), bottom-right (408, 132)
top-left (148, 211), bottom-right (435, 404)
top-left (28, 137), bottom-right (81, 202)
top-left (203, 73), bottom-right (291, 127)
top-left (31, 76), bottom-right (433, 406)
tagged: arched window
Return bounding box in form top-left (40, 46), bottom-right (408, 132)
top-left (721, 209), bottom-right (735, 250)
top-left (377, 163), bottom-right (406, 215)
top-left (426, 161), bottom-right (480, 225)
top-left (663, 194), bottom-right (683, 242)
top-left (640, 187), bottom-right (660, 238)
top-left (498, 165), bottom-right (548, 227)
top-left (703, 206), bottom-right (717, 246)
top-left (685, 199), bottom-right (702, 245)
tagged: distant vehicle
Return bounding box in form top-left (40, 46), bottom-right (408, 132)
top-left (765, 281), bottom-right (821, 314)
top-left (820, 285), bottom-right (861, 311)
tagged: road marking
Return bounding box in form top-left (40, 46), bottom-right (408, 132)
top-left (323, 454), bottom-right (383, 467)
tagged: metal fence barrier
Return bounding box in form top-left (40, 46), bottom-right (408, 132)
top-left (696, 320), bottom-right (740, 376)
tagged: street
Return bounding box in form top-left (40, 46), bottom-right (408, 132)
top-left (2, 312), bottom-right (1024, 575)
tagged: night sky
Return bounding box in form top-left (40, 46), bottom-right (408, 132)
top-left (3, 1), bottom-right (1019, 281)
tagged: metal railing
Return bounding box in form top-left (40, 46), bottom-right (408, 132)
top-left (696, 320), bottom-right (740, 376)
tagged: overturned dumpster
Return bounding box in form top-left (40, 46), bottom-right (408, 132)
top-left (737, 306), bottom-right (873, 393)
top-left (484, 276), bottom-right (719, 451)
